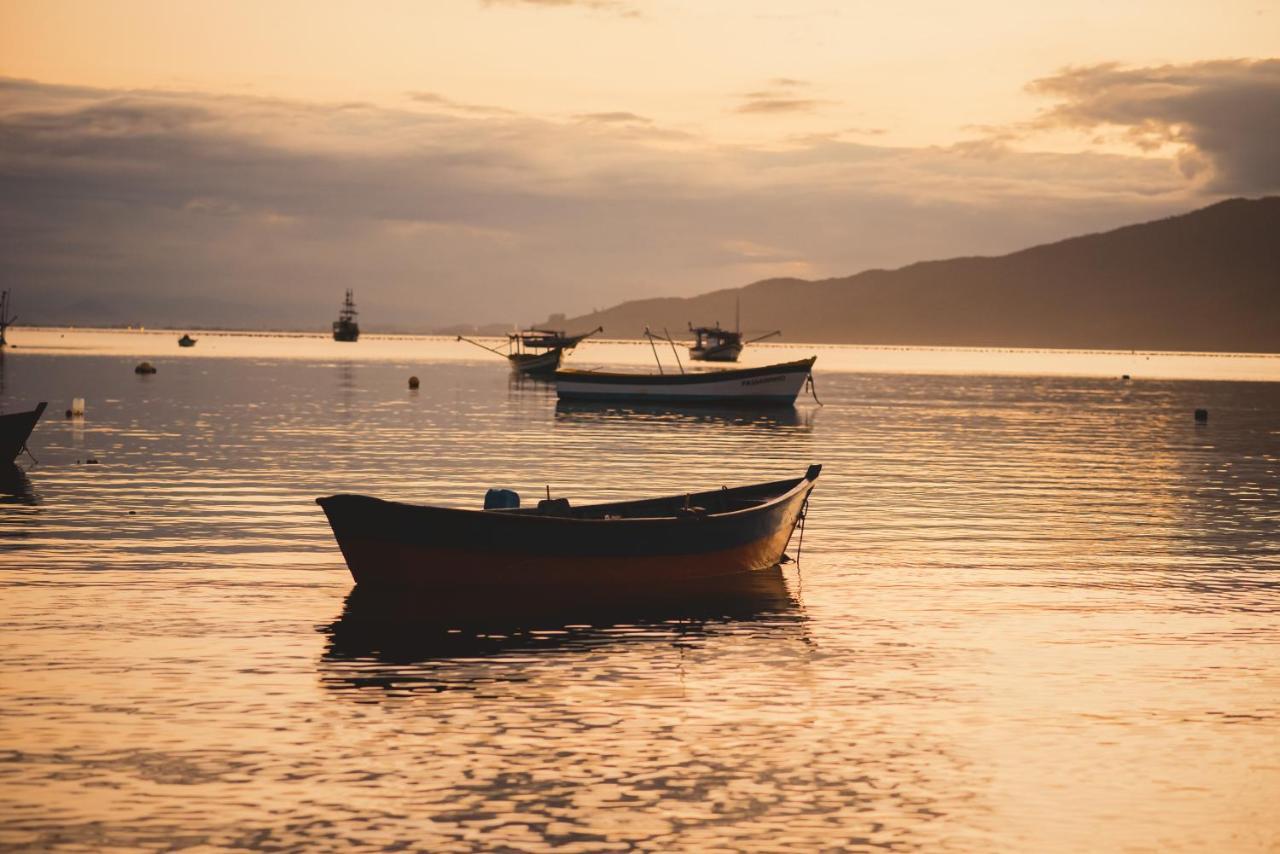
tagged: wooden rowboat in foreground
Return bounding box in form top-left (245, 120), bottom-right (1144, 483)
top-left (317, 465), bottom-right (820, 590)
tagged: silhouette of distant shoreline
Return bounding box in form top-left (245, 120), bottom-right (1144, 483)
top-left (22, 197), bottom-right (1278, 352)
top-left (557, 197), bottom-right (1279, 354)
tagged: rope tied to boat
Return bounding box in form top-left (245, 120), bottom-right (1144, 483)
top-left (780, 493), bottom-right (810, 568)
top-left (795, 494), bottom-right (809, 566)
top-left (806, 372), bottom-right (824, 406)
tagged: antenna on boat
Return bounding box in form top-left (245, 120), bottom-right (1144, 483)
top-left (735, 297), bottom-right (740, 334)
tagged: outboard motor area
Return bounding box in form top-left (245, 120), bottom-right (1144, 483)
top-left (484, 488), bottom-right (520, 510)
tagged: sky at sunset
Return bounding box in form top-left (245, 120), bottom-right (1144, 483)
top-left (2, 0), bottom-right (1277, 330)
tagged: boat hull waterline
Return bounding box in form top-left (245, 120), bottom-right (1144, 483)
top-left (690, 342), bottom-right (744, 362)
top-left (554, 357), bottom-right (816, 405)
top-left (317, 465), bottom-right (820, 589)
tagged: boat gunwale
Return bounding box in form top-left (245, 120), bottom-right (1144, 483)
top-left (317, 466), bottom-right (820, 526)
top-left (0, 401), bottom-right (48, 421)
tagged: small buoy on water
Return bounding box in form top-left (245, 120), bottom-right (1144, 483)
top-left (1121, 374), bottom-right (1130, 380)
top-left (71, 397), bottom-right (85, 416)
top-left (408, 375), bottom-right (420, 389)
top-left (1194, 408), bottom-right (1208, 423)
top-left (134, 361), bottom-right (157, 374)
top-left (86, 458), bottom-right (99, 465)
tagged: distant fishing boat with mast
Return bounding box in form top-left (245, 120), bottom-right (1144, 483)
top-left (689, 299), bottom-right (780, 362)
top-left (458, 325), bottom-right (602, 377)
top-left (332, 290), bottom-right (360, 342)
top-left (0, 290), bottom-right (16, 349)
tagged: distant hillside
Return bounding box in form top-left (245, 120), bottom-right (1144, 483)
top-left (561, 197), bottom-right (1280, 353)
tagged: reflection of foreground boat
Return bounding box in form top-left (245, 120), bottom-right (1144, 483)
top-left (320, 568), bottom-right (798, 696)
top-left (317, 465), bottom-right (820, 590)
top-left (0, 462), bottom-right (36, 505)
top-left (554, 357), bottom-right (816, 405)
top-left (0, 402), bottom-right (46, 463)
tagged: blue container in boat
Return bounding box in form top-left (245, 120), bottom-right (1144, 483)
top-left (484, 488), bottom-right (520, 510)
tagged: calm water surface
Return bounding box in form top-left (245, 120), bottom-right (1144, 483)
top-left (1, 331), bottom-right (1278, 851)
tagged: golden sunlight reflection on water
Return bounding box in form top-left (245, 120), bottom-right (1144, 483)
top-left (0, 330), bottom-right (1277, 851)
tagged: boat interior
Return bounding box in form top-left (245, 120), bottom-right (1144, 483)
top-left (498, 473), bottom-right (810, 520)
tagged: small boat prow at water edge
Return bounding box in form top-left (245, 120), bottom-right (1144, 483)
top-left (0, 402), bottom-right (47, 463)
top-left (317, 465), bottom-right (821, 590)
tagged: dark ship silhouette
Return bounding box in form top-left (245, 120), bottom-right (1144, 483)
top-left (333, 289), bottom-right (360, 342)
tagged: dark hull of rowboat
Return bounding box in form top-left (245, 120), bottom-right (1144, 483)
top-left (0, 402), bottom-right (46, 463)
top-left (317, 465), bottom-right (820, 590)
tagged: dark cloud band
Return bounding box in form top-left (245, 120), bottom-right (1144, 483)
top-left (1029, 59), bottom-right (1280, 192)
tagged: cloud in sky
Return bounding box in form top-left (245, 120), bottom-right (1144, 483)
top-left (735, 79), bottom-right (832, 115)
top-left (407, 91), bottom-right (514, 116)
top-left (1028, 59), bottom-right (1280, 192)
top-left (0, 76), bottom-right (1225, 329)
top-left (572, 111), bottom-right (652, 124)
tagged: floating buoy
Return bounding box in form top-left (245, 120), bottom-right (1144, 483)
top-left (1121, 374), bottom-right (1130, 380)
top-left (134, 361), bottom-right (157, 374)
top-left (71, 397), bottom-right (85, 416)
top-left (1194, 408), bottom-right (1208, 423)
top-left (408, 375), bottom-right (420, 389)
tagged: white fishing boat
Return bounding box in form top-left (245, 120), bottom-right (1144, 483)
top-left (554, 357), bottom-right (816, 405)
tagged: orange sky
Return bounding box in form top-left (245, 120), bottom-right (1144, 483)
top-left (4, 0), bottom-right (1275, 149)
top-left (1, 1), bottom-right (1277, 328)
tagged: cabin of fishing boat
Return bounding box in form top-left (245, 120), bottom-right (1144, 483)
top-left (689, 323), bottom-right (744, 362)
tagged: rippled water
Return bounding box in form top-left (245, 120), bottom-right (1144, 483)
top-left (2, 332), bottom-right (1278, 851)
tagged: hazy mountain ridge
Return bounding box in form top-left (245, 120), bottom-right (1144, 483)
top-left (559, 197), bottom-right (1280, 353)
